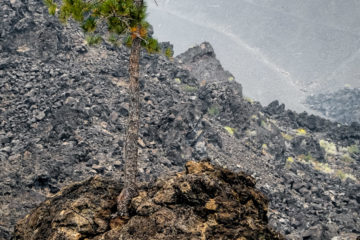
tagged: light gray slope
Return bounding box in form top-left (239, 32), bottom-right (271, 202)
top-left (147, 6), bottom-right (309, 112)
top-left (146, 0), bottom-right (360, 110)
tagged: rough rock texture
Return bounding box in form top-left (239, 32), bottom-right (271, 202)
top-left (176, 42), bottom-right (236, 86)
top-left (306, 88), bottom-right (360, 125)
top-left (1, 0), bottom-right (360, 239)
top-left (12, 161), bottom-right (284, 240)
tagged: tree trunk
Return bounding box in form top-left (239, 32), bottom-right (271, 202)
top-left (117, 0), bottom-right (143, 217)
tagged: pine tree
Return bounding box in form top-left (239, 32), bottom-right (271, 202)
top-left (44, 0), bottom-right (160, 216)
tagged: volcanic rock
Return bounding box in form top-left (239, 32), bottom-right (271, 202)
top-left (12, 161), bottom-right (284, 240)
top-left (0, 0), bottom-right (359, 239)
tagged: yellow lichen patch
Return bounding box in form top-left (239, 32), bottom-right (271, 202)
top-left (319, 140), bottom-right (337, 156)
top-left (261, 144), bottom-right (270, 155)
top-left (285, 157), bottom-right (294, 168)
top-left (174, 78), bottom-right (181, 84)
top-left (287, 157), bottom-right (294, 163)
top-left (228, 76), bottom-right (234, 81)
top-left (205, 199), bottom-right (218, 211)
top-left (281, 132), bottom-right (293, 141)
top-left (224, 126), bottom-right (236, 136)
top-left (296, 128), bottom-right (307, 136)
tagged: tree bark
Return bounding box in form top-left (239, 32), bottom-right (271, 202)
top-left (117, 0), bottom-right (143, 217)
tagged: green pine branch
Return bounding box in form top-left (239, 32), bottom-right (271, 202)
top-left (44, 0), bottom-right (160, 52)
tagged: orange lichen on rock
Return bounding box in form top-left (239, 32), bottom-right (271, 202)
top-left (13, 160), bottom-right (284, 240)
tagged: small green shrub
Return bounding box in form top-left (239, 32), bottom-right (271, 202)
top-left (342, 153), bottom-right (354, 163)
top-left (183, 85), bottom-right (197, 92)
top-left (348, 144), bottom-right (359, 154)
top-left (304, 153), bottom-right (314, 162)
top-left (260, 119), bottom-right (272, 131)
top-left (319, 139), bottom-right (337, 155)
top-left (312, 161), bottom-right (333, 174)
top-left (108, 34), bottom-right (119, 46)
top-left (85, 34), bottom-right (102, 46)
top-left (260, 120), bottom-right (266, 128)
top-left (335, 170), bottom-right (356, 181)
top-left (208, 105), bottom-right (220, 116)
top-left (44, 0), bottom-right (57, 15)
top-left (336, 170), bottom-right (346, 180)
top-left (165, 47), bottom-right (174, 58)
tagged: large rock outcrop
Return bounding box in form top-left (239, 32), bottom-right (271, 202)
top-left (12, 161), bottom-right (283, 240)
top-left (176, 42), bottom-right (236, 86)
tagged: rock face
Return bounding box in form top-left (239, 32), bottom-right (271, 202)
top-left (176, 42), bottom-right (236, 86)
top-left (306, 88), bottom-right (360, 125)
top-left (1, 0), bottom-right (360, 239)
top-left (12, 161), bottom-right (283, 240)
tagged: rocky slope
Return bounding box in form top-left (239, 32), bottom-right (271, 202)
top-left (12, 161), bottom-right (284, 240)
top-left (306, 88), bottom-right (360, 125)
top-left (0, 0), bottom-right (360, 239)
